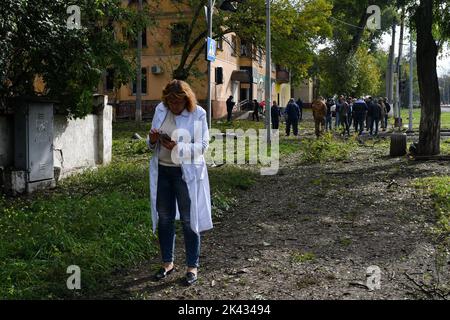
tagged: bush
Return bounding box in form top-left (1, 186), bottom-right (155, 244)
top-left (299, 133), bottom-right (357, 164)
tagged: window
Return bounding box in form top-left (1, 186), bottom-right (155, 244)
top-left (258, 48), bottom-right (263, 66)
top-left (132, 68), bottom-right (147, 95)
top-left (106, 68), bottom-right (115, 91)
top-left (240, 39), bottom-right (250, 57)
top-left (171, 23), bottom-right (188, 45)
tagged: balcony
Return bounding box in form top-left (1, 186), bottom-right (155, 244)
top-left (276, 67), bottom-right (290, 83)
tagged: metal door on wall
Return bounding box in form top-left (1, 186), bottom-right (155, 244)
top-left (28, 104), bottom-right (54, 182)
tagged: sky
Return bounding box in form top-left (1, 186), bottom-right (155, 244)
top-left (380, 27), bottom-right (450, 77)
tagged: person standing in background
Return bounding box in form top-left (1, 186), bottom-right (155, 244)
top-left (271, 101), bottom-right (281, 130)
top-left (226, 96), bottom-right (235, 122)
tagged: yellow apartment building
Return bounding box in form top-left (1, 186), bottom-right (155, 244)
top-left (99, 0), bottom-right (301, 119)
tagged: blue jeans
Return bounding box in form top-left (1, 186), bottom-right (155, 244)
top-left (370, 117), bottom-right (380, 135)
top-left (325, 115), bottom-right (332, 131)
top-left (286, 118), bottom-right (299, 136)
top-left (156, 165), bottom-right (200, 268)
top-left (355, 117), bottom-right (365, 135)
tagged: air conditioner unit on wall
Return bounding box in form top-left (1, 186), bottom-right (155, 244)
top-left (151, 65), bottom-right (163, 74)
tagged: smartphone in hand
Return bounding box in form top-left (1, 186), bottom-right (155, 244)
top-left (159, 132), bottom-right (173, 143)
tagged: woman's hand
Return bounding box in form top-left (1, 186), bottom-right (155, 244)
top-left (161, 139), bottom-right (177, 151)
top-left (149, 128), bottom-right (160, 145)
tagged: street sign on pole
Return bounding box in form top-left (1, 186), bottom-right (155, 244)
top-left (206, 37), bottom-right (217, 62)
top-left (206, 1), bottom-right (213, 130)
top-left (265, 0), bottom-right (271, 144)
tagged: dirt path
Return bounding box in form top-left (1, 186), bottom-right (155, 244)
top-left (104, 117), bottom-right (450, 300)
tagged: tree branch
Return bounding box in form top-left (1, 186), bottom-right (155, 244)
top-left (186, 42), bottom-right (207, 74)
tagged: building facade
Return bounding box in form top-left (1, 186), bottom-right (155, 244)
top-left (100, 0), bottom-right (289, 120)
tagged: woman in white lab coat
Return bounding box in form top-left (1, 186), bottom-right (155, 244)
top-left (147, 80), bottom-right (212, 286)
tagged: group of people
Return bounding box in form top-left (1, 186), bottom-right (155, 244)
top-left (228, 94), bottom-right (392, 139)
top-left (270, 98), bottom-right (304, 136)
top-left (312, 95), bottom-right (391, 138)
top-left (227, 96), bottom-right (305, 138)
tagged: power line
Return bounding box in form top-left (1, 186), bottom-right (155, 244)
top-left (329, 16), bottom-right (365, 30)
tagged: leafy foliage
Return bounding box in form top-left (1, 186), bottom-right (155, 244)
top-left (154, 0), bottom-right (332, 83)
top-left (314, 0), bottom-right (397, 97)
top-left (0, 0), bottom-right (153, 118)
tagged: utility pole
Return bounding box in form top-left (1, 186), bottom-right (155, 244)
top-left (408, 30), bottom-right (414, 133)
top-left (386, 45), bottom-right (392, 101)
top-left (389, 23), bottom-right (396, 106)
top-left (135, 0), bottom-right (143, 124)
top-left (444, 76), bottom-right (448, 106)
top-left (206, 0), bottom-right (213, 129)
top-left (265, 0), bottom-right (271, 143)
top-left (395, 10), bottom-right (405, 129)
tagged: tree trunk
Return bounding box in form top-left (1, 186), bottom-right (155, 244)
top-left (414, 0), bottom-right (441, 156)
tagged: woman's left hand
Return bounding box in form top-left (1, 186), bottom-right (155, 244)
top-left (161, 139), bottom-right (177, 151)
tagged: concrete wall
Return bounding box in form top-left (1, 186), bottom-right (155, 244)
top-left (0, 96), bottom-right (112, 189)
top-left (275, 83), bottom-right (292, 108)
top-left (53, 114), bottom-right (98, 178)
top-left (293, 79), bottom-right (314, 104)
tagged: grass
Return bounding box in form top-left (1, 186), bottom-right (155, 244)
top-left (298, 132), bottom-right (358, 164)
top-left (415, 176), bottom-right (450, 237)
top-left (441, 139), bottom-right (450, 155)
top-left (211, 119), bottom-right (266, 132)
top-left (0, 121), bottom-right (157, 299)
top-left (396, 108), bottom-right (450, 130)
top-left (209, 165), bottom-right (257, 219)
top-left (208, 119), bottom-right (299, 165)
top-left (292, 252), bottom-right (316, 263)
top-left (414, 176), bottom-right (450, 295)
top-left (211, 118), bottom-right (357, 162)
top-left (0, 120), bottom-right (259, 299)
top-left (0, 162), bottom-right (157, 299)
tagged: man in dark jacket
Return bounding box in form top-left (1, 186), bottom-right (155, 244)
top-left (226, 96), bottom-right (235, 122)
top-left (252, 99), bottom-right (260, 122)
top-left (370, 99), bottom-right (382, 136)
top-left (366, 96), bottom-right (374, 132)
top-left (338, 97), bottom-right (350, 136)
top-left (271, 101), bottom-right (281, 130)
top-left (353, 98), bottom-right (368, 135)
top-left (383, 97), bottom-right (391, 129)
top-left (284, 98), bottom-right (300, 136)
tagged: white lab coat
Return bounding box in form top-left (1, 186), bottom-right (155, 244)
top-left (147, 102), bottom-right (213, 235)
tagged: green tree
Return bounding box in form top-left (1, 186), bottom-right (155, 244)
top-left (317, 46), bottom-right (381, 97)
top-left (372, 49), bottom-right (389, 98)
top-left (314, 0), bottom-right (397, 97)
top-left (0, 0), bottom-right (153, 118)
top-left (154, 0), bottom-right (332, 83)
